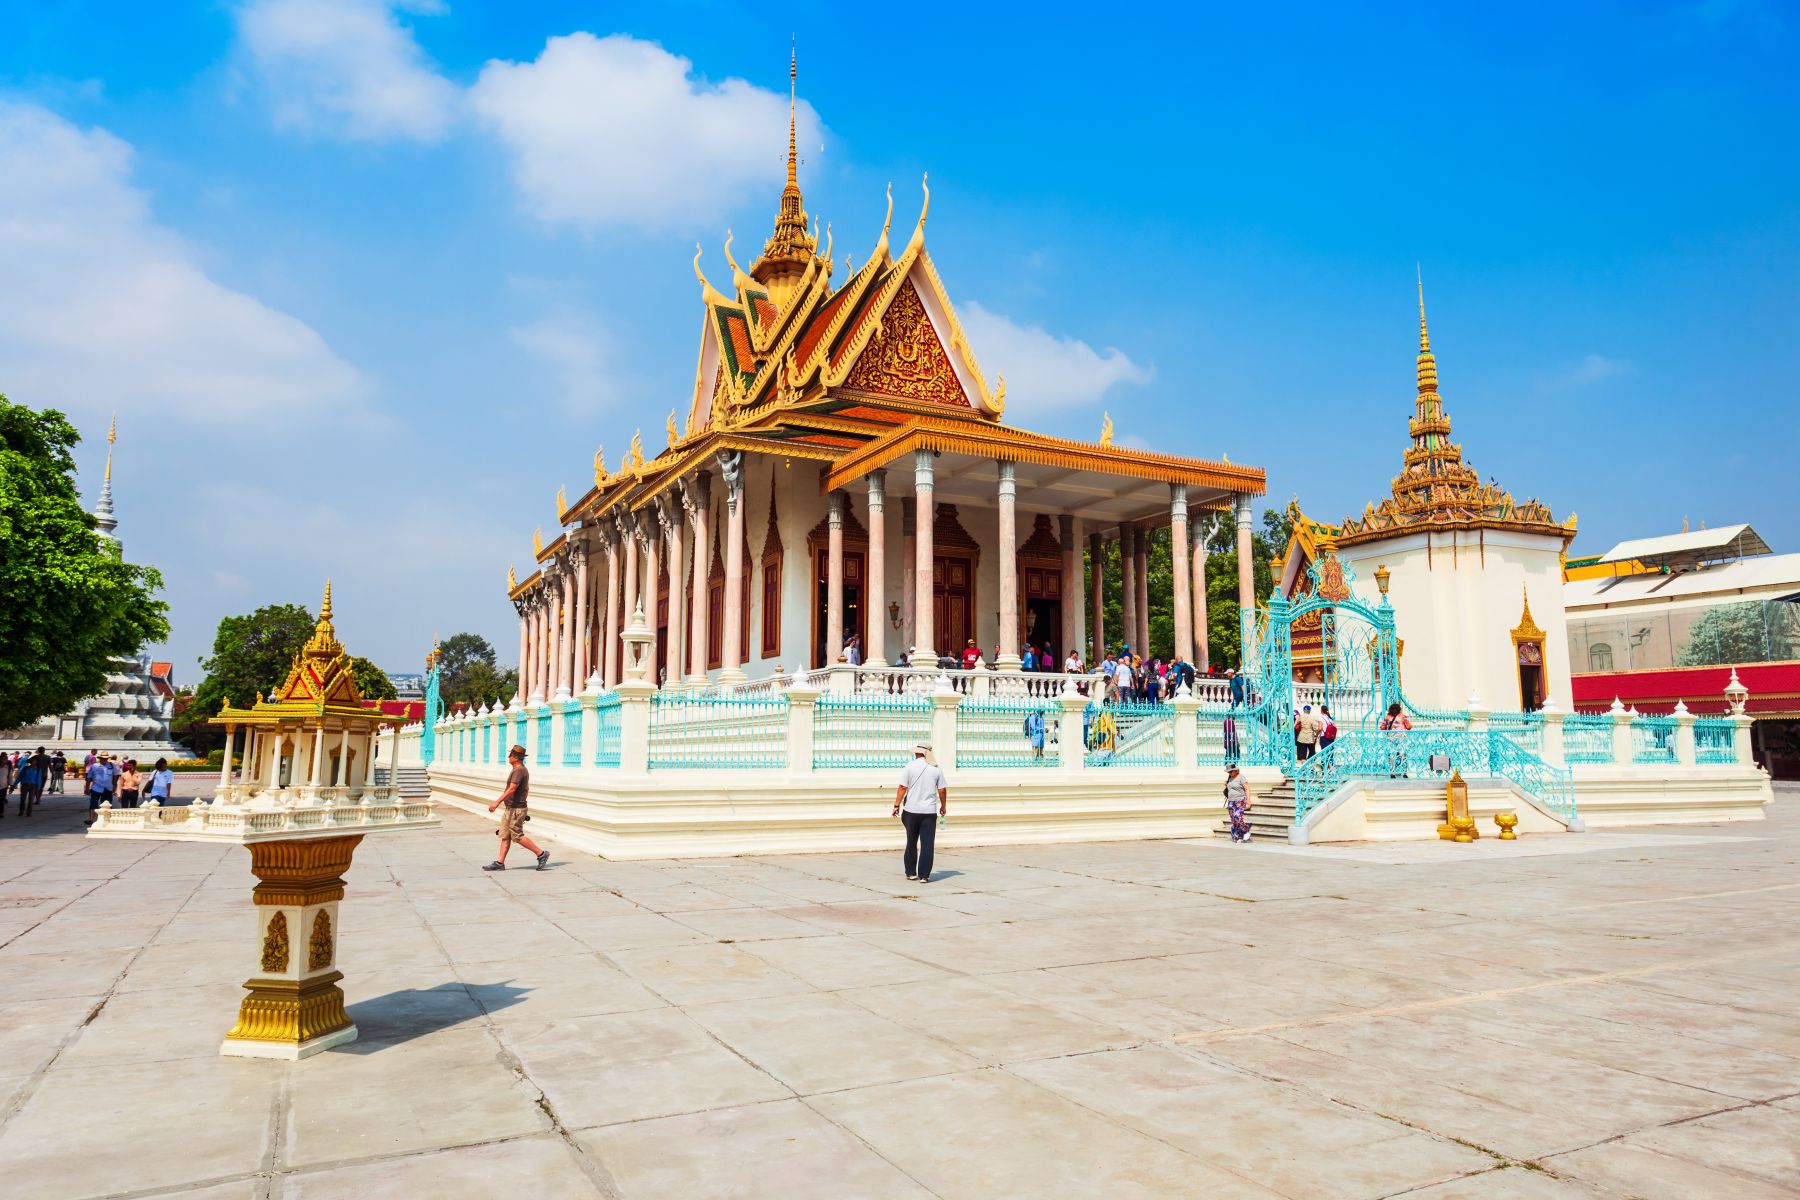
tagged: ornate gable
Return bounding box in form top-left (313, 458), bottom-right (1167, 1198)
top-left (840, 281), bottom-right (970, 410)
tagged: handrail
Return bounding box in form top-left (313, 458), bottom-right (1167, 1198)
top-left (1294, 729), bottom-right (1575, 825)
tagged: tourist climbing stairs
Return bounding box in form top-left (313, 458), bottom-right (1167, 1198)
top-left (1216, 776), bottom-right (1298, 842)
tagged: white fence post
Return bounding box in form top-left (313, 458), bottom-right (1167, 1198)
top-left (1539, 698), bottom-right (1565, 766)
top-left (1171, 689), bottom-right (1199, 771)
top-left (616, 679), bottom-right (654, 773)
top-left (931, 677), bottom-right (961, 767)
top-left (1057, 682), bottom-right (1088, 775)
top-left (1673, 700), bottom-right (1697, 767)
top-left (579, 674), bottom-right (601, 767)
top-left (785, 680), bottom-right (820, 774)
top-left (1609, 698), bottom-right (1633, 764)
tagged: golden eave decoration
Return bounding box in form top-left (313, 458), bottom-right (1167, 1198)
top-left (1510, 584), bottom-right (1546, 645)
top-left (212, 582), bottom-right (393, 729)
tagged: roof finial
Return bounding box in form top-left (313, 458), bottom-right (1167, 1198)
top-left (1416, 264), bottom-right (1430, 352)
top-left (104, 412), bottom-right (116, 482)
top-left (787, 39), bottom-right (798, 192)
top-left (93, 412), bottom-right (119, 541)
top-left (320, 579), bottom-right (333, 624)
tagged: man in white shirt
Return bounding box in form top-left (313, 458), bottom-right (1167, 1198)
top-left (892, 742), bottom-right (948, 882)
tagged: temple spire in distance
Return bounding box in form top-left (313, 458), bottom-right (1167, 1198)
top-left (94, 412), bottom-right (119, 543)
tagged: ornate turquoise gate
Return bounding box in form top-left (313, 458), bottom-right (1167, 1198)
top-left (1238, 556), bottom-right (1401, 773)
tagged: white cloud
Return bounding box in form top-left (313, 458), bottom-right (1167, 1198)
top-left (0, 102), bottom-right (370, 423)
top-left (235, 0), bottom-right (458, 141)
top-left (508, 309), bottom-right (613, 416)
top-left (469, 33), bottom-right (821, 231)
top-left (958, 301), bottom-right (1152, 412)
top-left (1545, 353), bottom-right (1632, 392)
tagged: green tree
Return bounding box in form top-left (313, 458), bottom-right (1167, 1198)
top-left (348, 656), bottom-right (397, 700)
top-left (434, 631), bottom-right (498, 705)
top-left (191, 603), bottom-right (316, 718)
top-left (1677, 601), bottom-right (1799, 667)
top-left (454, 660), bottom-right (519, 708)
top-left (0, 397), bottom-right (169, 730)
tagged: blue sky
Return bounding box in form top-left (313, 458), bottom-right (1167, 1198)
top-left (3, 1), bottom-right (1796, 679)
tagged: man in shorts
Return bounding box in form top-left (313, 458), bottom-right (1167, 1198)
top-left (483, 745), bottom-right (549, 871)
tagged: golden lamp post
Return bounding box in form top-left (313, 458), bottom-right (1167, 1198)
top-left (89, 584), bottom-right (438, 1059)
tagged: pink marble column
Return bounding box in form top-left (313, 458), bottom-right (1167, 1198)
top-left (660, 495), bottom-right (686, 689)
top-left (865, 471), bottom-right (887, 666)
top-left (1089, 532), bottom-right (1106, 663)
top-left (826, 490), bottom-right (846, 664)
top-left (573, 541), bottom-right (590, 686)
top-left (1119, 528), bottom-right (1137, 657)
top-left (557, 562), bottom-right (574, 695)
top-left (529, 595), bottom-right (546, 700)
top-left (641, 519), bottom-right (661, 684)
top-left (912, 449), bottom-right (935, 663)
top-left (514, 600), bottom-right (528, 702)
top-left (1134, 526), bottom-right (1151, 655)
top-left (1060, 514), bottom-right (1080, 663)
top-left (719, 452), bottom-right (747, 682)
top-left (995, 461), bottom-right (1020, 669)
top-left (1170, 484), bottom-right (1193, 670)
top-left (1193, 522), bottom-right (1210, 672)
top-left (684, 474), bottom-right (711, 682)
top-left (900, 498), bottom-right (916, 657)
top-left (603, 531), bottom-right (622, 688)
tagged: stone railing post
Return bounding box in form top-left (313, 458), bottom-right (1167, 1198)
top-left (579, 674), bottom-right (601, 767)
top-left (1057, 681), bottom-right (1089, 774)
top-left (784, 680), bottom-right (820, 774)
top-left (1171, 688), bottom-right (1200, 771)
top-left (829, 665), bottom-right (854, 695)
top-left (1466, 694), bottom-right (1490, 736)
top-left (550, 697), bottom-right (568, 766)
top-left (1609, 698), bottom-right (1633, 765)
top-left (931, 678), bottom-right (961, 769)
top-left (615, 678), bottom-right (655, 773)
top-left (1539, 698), bottom-right (1565, 766)
top-left (973, 662), bottom-right (992, 701)
top-left (503, 698), bottom-right (523, 759)
top-left (1672, 700), bottom-right (1696, 767)
top-left (1731, 714), bottom-right (1754, 766)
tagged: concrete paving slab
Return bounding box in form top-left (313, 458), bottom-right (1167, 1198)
top-left (279, 1133), bottom-right (603, 1199)
top-left (687, 992), bottom-right (979, 1094)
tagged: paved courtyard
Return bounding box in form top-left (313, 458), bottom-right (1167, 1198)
top-left (1, 786), bottom-right (1796, 1200)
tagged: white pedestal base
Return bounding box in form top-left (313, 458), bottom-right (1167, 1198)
top-left (220, 1024), bottom-right (358, 1061)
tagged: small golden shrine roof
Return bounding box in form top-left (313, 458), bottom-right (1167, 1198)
top-left (1335, 276), bottom-right (1574, 548)
top-left (213, 582), bottom-right (393, 728)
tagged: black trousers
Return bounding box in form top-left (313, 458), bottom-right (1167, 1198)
top-left (901, 810), bottom-right (937, 880)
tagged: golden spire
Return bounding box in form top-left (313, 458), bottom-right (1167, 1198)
top-left (319, 579), bottom-right (333, 624)
top-left (104, 412), bottom-right (116, 482)
top-left (751, 44), bottom-right (817, 294)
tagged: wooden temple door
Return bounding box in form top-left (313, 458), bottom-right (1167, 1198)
top-left (934, 554), bottom-right (973, 659)
top-left (1017, 514), bottom-right (1063, 661)
top-left (655, 580), bottom-right (670, 684)
top-left (812, 548), bottom-right (867, 668)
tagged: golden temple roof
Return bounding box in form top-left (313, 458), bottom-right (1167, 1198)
top-left (213, 582), bottom-right (394, 727)
top-left (749, 47), bottom-right (818, 299)
top-left (1335, 275), bottom-right (1574, 548)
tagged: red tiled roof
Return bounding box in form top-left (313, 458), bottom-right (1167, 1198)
top-left (149, 661), bottom-right (173, 678)
top-left (362, 699), bottom-right (426, 720)
top-left (794, 281), bottom-right (859, 367)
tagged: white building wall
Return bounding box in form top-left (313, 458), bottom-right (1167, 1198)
top-left (1337, 528), bottom-right (1571, 714)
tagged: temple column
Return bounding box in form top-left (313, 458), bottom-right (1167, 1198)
top-left (308, 726), bottom-right (325, 787)
top-left (557, 564), bottom-right (574, 696)
top-left (573, 541), bottom-right (591, 685)
top-left (1089, 531), bottom-right (1106, 664)
top-left (718, 452), bottom-right (747, 684)
top-left (525, 598), bottom-right (541, 701)
top-left (1134, 525), bottom-right (1151, 654)
top-left (826, 490), bottom-right (846, 663)
top-left (1060, 515), bottom-right (1081, 664)
top-left (621, 515), bottom-right (640, 636)
top-left (683, 474), bottom-right (711, 683)
top-left (335, 726), bottom-right (349, 787)
top-left (514, 600), bottom-right (529, 702)
top-left (660, 495), bottom-right (687, 690)
top-left (1119, 528), bottom-right (1138, 657)
top-left (218, 724), bottom-right (236, 793)
top-left (912, 450), bottom-right (936, 664)
top-left (537, 595), bottom-right (552, 699)
top-left (1192, 522), bottom-right (1211, 672)
top-left (900, 498), bottom-right (917, 659)
top-left (995, 461), bottom-right (1021, 670)
top-left (641, 518), bottom-right (662, 685)
top-left (865, 471), bottom-right (887, 667)
top-left (603, 531), bottom-right (622, 688)
top-left (1170, 485), bottom-right (1193, 670)
top-left (1235, 493), bottom-right (1256, 664)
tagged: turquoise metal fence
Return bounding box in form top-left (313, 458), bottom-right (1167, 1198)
top-left (562, 700), bottom-right (583, 767)
top-left (1564, 713), bottom-right (1613, 763)
top-left (481, 720), bottom-right (491, 764)
top-left (1085, 700), bottom-right (1176, 767)
top-left (649, 691), bottom-right (786, 769)
top-left (814, 693), bottom-right (933, 769)
top-left (1694, 717), bottom-right (1735, 764)
top-left (1197, 706), bottom-right (1233, 766)
top-left (593, 693), bottom-right (622, 767)
top-left (535, 705), bottom-right (552, 766)
top-left (1293, 729), bottom-right (1575, 825)
top-left (957, 697), bottom-right (1058, 768)
top-left (1632, 716), bottom-right (1677, 764)
top-left (1489, 711), bottom-right (1542, 751)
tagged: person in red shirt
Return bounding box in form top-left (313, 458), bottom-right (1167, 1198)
top-left (960, 639), bottom-right (981, 669)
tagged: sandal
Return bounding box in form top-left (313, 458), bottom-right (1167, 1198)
top-left (535, 850), bottom-right (550, 870)
top-left (481, 861), bottom-right (506, 871)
